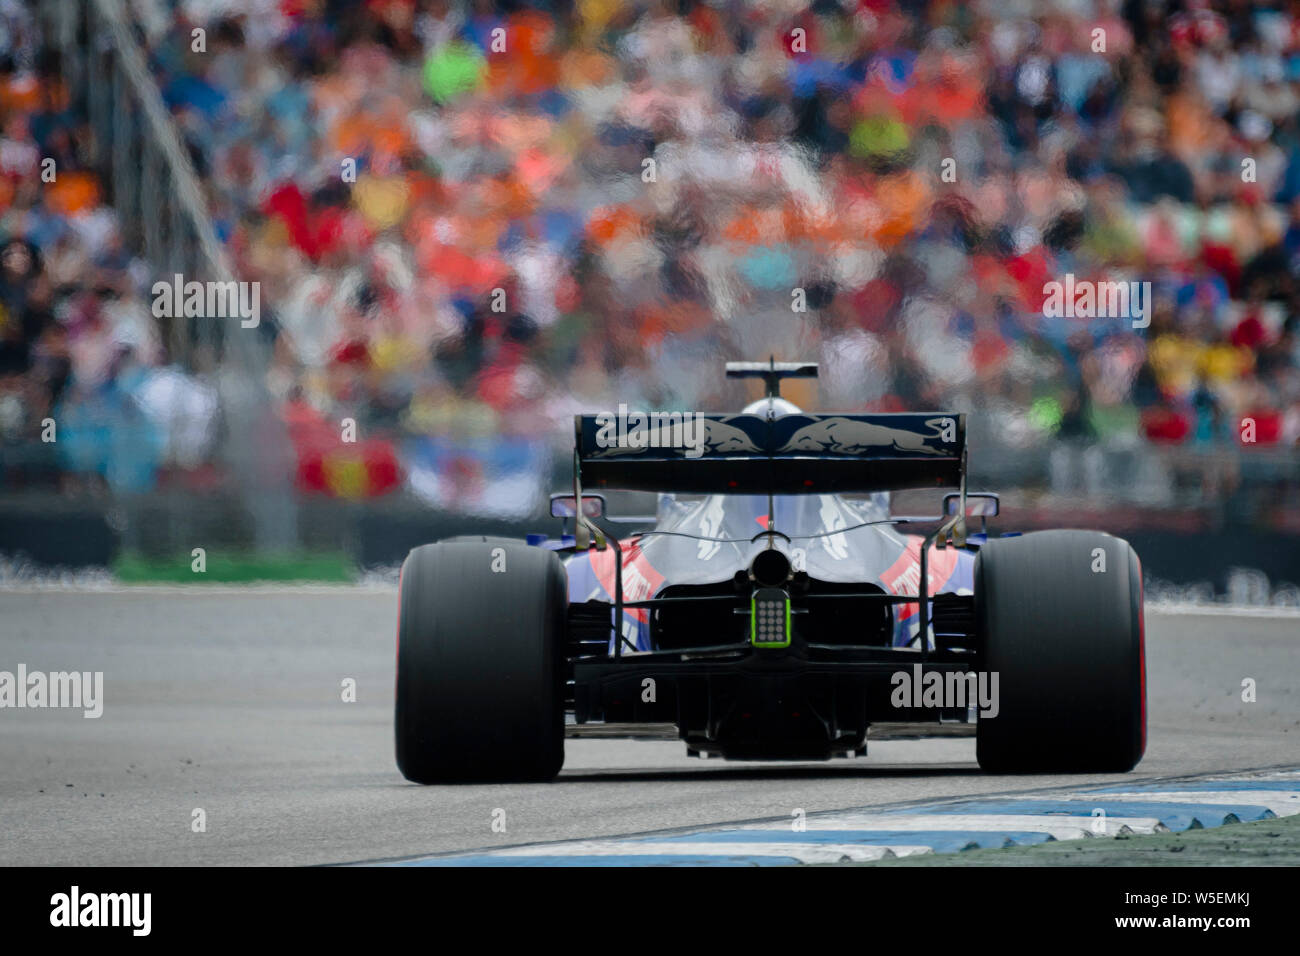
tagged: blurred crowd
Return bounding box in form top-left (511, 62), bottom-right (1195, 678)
top-left (3, 0), bottom-right (1300, 499)
top-left (0, 0), bottom-right (218, 492)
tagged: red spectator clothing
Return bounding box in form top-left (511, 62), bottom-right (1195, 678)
top-left (1229, 311), bottom-right (1268, 350)
top-left (1141, 406), bottom-right (1192, 444)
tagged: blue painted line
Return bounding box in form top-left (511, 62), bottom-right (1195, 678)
top-left (373, 770), bottom-right (1300, 867)
top-left (895, 799), bottom-right (1275, 830)
top-left (1083, 780), bottom-right (1300, 794)
top-left (638, 829), bottom-right (1054, 851)
top-left (389, 854), bottom-right (795, 867)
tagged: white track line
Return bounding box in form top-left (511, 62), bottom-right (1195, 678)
top-left (2, 587), bottom-right (1298, 616)
top-left (491, 840), bottom-right (933, 863)
top-left (1145, 602), bottom-right (1300, 619)
top-left (0, 584), bottom-right (393, 595)
top-left (1040, 791), bottom-right (1300, 817)
top-left (740, 812), bottom-right (1166, 838)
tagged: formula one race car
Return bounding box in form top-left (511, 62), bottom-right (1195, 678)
top-left (395, 361), bottom-right (1146, 783)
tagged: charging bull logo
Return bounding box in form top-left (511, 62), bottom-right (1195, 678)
top-left (779, 417), bottom-right (956, 456)
top-left (699, 417), bottom-right (763, 454)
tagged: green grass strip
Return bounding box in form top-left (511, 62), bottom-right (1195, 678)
top-left (113, 551), bottom-right (355, 584)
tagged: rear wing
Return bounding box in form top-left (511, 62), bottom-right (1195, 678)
top-left (574, 411), bottom-right (965, 494)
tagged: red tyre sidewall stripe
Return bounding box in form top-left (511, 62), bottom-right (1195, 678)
top-left (1139, 562), bottom-right (1146, 753)
top-left (1134, 550), bottom-right (1146, 754)
top-left (395, 561), bottom-right (404, 698)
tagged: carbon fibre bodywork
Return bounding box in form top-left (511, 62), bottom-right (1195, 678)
top-left (562, 492), bottom-right (974, 654)
top-left (548, 380), bottom-right (985, 759)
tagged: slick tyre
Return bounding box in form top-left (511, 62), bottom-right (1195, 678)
top-left (395, 540), bottom-right (567, 783)
top-left (975, 530), bottom-right (1145, 773)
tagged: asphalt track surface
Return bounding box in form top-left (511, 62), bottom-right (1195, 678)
top-left (0, 590), bottom-right (1296, 866)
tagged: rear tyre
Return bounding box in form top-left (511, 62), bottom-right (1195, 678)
top-left (975, 530), bottom-right (1145, 773)
top-left (395, 540), bottom-right (567, 783)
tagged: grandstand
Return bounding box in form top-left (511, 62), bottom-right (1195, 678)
top-left (2, 0), bottom-right (1298, 586)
